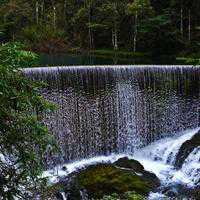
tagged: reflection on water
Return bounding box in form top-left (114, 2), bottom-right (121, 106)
top-left (24, 66), bottom-right (200, 168)
top-left (39, 53), bottom-right (179, 66)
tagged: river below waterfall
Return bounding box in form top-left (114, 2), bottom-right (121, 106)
top-left (24, 65), bottom-right (200, 199)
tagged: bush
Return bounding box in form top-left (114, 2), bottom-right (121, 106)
top-left (0, 42), bottom-right (39, 67)
top-left (0, 42), bottom-right (56, 199)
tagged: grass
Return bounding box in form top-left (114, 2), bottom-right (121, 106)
top-left (176, 57), bottom-right (200, 65)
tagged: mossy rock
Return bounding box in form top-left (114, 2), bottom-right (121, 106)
top-left (77, 164), bottom-right (150, 197)
top-left (63, 160), bottom-right (160, 199)
top-left (114, 157), bottom-right (160, 189)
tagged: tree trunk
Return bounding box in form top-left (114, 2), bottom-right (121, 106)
top-left (112, 29), bottom-right (115, 49)
top-left (64, 0), bottom-right (67, 25)
top-left (134, 11), bottom-right (138, 53)
top-left (36, 1), bottom-right (39, 24)
top-left (88, 1), bottom-right (93, 50)
top-left (41, 0), bottom-right (44, 21)
top-left (114, 20), bottom-right (118, 50)
top-left (188, 9), bottom-right (191, 42)
top-left (53, 6), bottom-right (56, 30)
top-left (180, 6), bottom-right (183, 36)
top-left (113, 2), bottom-right (118, 51)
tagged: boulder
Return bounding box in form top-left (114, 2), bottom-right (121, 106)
top-left (175, 130), bottom-right (200, 169)
top-left (59, 157), bottom-right (160, 199)
top-left (114, 157), bottom-right (144, 172)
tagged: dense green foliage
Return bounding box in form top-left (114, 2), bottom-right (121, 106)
top-left (0, 42), bottom-right (55, 199)
top-left (0, 0), bottom-right (199, 57)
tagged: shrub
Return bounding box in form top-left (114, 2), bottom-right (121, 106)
top-left (0, 42), bottom-right (56, 199)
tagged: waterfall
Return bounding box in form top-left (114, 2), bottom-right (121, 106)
top-left (23, 65), bottom-right (200, 167)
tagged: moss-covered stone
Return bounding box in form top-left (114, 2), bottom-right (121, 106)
top-left (62, 158), bottom-right (160, 199)
top-left (77, 164), bottom-right (150, 198)
top-left (44, 157), bottom-right (160, 199)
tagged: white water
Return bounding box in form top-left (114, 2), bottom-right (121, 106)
top-left (42, 154), bottom-right (126, 183)
top-left (43, 128), bottom-right (200, 200)
top-left (61, 192), bottom-right (67, 200)
top-left (134, 128), bottom-right (200, 188)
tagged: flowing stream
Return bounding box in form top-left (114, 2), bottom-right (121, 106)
top-left (24, 65), bottom-right (200, 199)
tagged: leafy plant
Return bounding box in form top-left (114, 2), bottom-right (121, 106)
top-left (0, 42), bottom-right (56, 199)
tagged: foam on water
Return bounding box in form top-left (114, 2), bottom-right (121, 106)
top-left (177, 147), bottom-right (200, 186)
top-left (148, 192), bottom-right (167, 200)
top-left (42, 154), bottom-right (126, 183)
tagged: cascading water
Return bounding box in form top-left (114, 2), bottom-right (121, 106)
top-left (23, 65), bottom-right (199, 167)
top-left (134, 128), bottom-right (200, 199)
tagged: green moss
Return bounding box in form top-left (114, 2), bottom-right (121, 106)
top-left (125, 191), bottom-right (146, 200)
top-left (102, 191), bottom-right (146, 200)
top-left (77, 164), bottom-right (151, 199)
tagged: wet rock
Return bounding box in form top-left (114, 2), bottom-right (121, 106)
top-left (62, 166), bottom-right (68, 171)
top-left (59, 158), bottom-right (160, 199)
top-left (175, 130), bottom-right (200, 169)
top-left (188, 187), bottom-right (200, 199)
top-left (114, 157), bottom-right (160, 189)
top-left (161, 183), bottom-right (200, 199)
top-left (114, 157), bottom-right (144, 172)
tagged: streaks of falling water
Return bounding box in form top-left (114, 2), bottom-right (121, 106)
top-left (23, 65), bottom-right (200, 168)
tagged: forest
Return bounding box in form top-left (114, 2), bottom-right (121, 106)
top-left (0, 0), bottom-right (200, 60)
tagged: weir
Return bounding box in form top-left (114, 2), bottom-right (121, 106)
top-left (23, 65), bottom-right (200, 168)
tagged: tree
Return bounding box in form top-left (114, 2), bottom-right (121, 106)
top-left (127, 0), bottom-right (153, 52)
top-left (0, 42), bottom-right (56, 199)
top-left (96, 0), bottom-right (128, 50)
